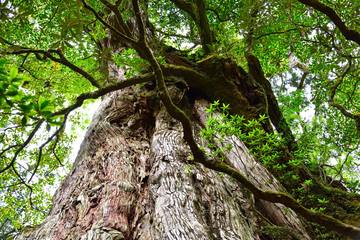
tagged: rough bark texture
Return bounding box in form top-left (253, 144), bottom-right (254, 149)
top-left (16, 85), bottom-right (312, 240)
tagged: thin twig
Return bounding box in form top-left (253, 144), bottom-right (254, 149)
top-left (0, 120), bottom-right (44, 174)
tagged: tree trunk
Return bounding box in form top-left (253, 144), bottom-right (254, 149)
top-left (16, 82), bottom-right (312, 239)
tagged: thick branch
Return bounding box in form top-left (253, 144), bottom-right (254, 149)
top-left (170, 0), bottom-right (214, 53)
top-left (298, 0), bottom-right (360, 45)
top-left (194, 0), bottom-right (213, 53)
top-left (170, 0), bottom-right (196, 20)
top-left (199, 159), bottom-right (360, 238)
top-left (53, 73), bottom-right (154, 116)
top-left (132, 0), bottom-right (145, 43)
top-left (246, 54), bottom-right (296, 148)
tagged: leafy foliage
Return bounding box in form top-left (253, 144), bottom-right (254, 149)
top-left (201, 101), bottom-right (285, 170)
top-left (0, 60), bottom-right (75, 234)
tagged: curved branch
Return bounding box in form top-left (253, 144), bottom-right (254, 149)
top-left (170, 0), bottom-right (196, 20)
top-left (298, 0), bottom-right (360, 45)
top-left (201, 159), bottom-right (360, 238)
top-left (1, 47), bottom-right (101, 88)
top-left (53, 73), bottom-right (155, 116)
top-left (328, 59), bottom-right (360, 130)
top-left (11, 165), bottom-right (37, 210)
top-left (27, 114), bottom-right (68, 183)
top-left (0, 120), bottom-right (44, 174)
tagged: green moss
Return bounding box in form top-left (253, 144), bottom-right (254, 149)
top-left (260, 225), bottom-right (301, 240)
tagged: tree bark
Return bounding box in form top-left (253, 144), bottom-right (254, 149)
top-left (16, 83), bottom-right (312, 239)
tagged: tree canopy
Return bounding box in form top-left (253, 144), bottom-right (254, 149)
top-left (0, 0), bottom-right (359, 239)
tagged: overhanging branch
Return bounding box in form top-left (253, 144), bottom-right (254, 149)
top-left (1, 47), bottom-right (101, 88)
top-left (298, 0), bottom-right (360, 45)
top-left (53, 73), bottom-right (154, 116)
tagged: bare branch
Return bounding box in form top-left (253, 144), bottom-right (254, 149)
top-left (51, 135), bottom-right (64, 167)
top-left (11, 164), bottom-right (37, 210)
top-left (0, 144), bottom-right (18, 157)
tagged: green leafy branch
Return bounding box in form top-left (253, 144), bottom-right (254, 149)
top-left (201, 101), bottom-right (284, 170)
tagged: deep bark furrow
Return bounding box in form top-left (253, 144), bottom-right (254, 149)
top-left (147, 107), bottom-right (257, 239)
top-left (17, 89), bottom-right (153, 240)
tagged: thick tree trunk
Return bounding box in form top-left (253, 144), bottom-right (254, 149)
top-left (16, 84), bottom-right (312, 240)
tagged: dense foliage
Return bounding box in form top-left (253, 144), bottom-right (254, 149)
top-left (0, 0), bottom-right (359, 238)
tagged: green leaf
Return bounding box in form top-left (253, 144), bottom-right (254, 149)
top-left (9, 67), bottom-right (18, 79)
top-left (40, 100), bottom-right (50, 110)
top-left (19, 103), bottom-right (34, 113)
